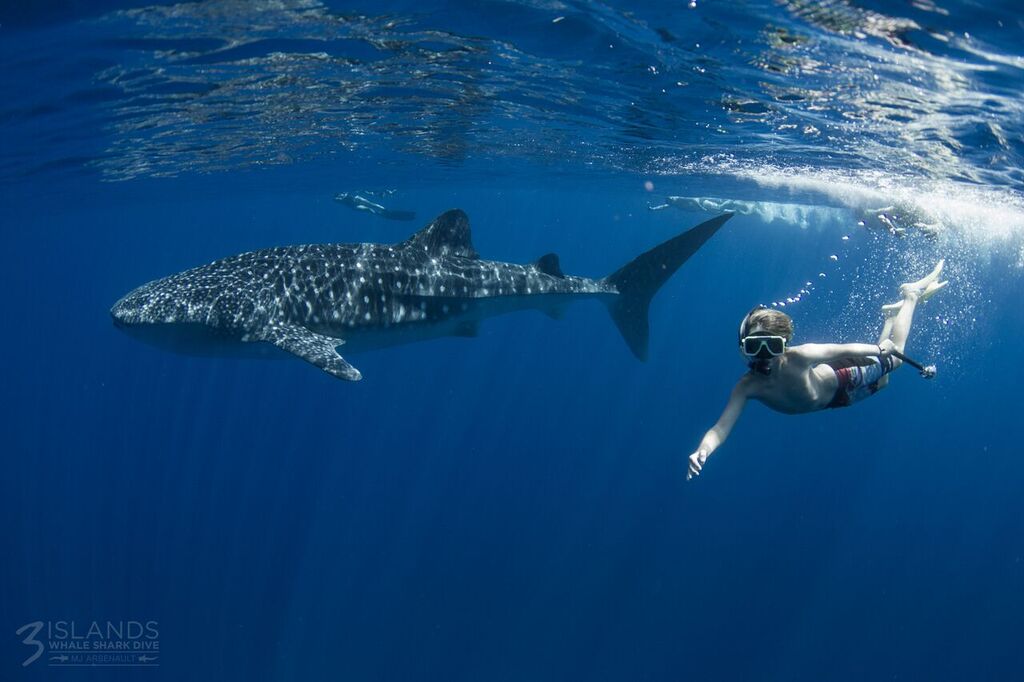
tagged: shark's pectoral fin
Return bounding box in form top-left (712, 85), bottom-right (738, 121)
top-left (253, 323), bottom-right (362, 381)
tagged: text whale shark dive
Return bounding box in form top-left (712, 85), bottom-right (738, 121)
top-left (111, 210), bottom-right (731, 381)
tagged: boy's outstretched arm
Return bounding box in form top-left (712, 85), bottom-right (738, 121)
top-left (791, 341), bottom-right (891, 365)
top-left (687, 377), bottom-right (751, 481)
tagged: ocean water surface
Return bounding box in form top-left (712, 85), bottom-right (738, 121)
top-left (2, 1), bottom-right (1023, 680)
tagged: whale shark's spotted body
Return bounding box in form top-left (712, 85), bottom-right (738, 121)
top-left (112, 210), bottom-right (730, 381)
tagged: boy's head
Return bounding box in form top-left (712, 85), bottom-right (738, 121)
top-left (739, 306), bottom-right (794, 341)
top-left (738, 307), bottom-right (793, 370)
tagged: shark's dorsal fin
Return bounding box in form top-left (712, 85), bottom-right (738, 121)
top-left (399, 209), bottom-right (478, 259)
top-left (252, 322), bottom-right (362, 381)
top-left (535, 253), bottom-right (564, 278)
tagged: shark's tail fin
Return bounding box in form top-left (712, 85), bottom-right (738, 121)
top-left (602, 213), bottom-right (732, 360)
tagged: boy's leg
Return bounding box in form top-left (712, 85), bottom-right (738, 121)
top-left (874, 261), bottom-right (945, 388)
top-left (877, 278), bottom-right (947, 344)
top-left (890, 260), bottom-right (945, 353)
top-left (878, 302), bottom-right (900, 345)
top-left (875, 304), bottom-right (900, 389)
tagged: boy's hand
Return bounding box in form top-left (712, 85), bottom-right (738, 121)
top-left (687, 449), bottom-right (708, 481)
top-left (878, 339), bottom-right (896, 357)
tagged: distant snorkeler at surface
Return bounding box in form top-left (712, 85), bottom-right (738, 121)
top-left (686, 260), bottom-right (948, 481)
top-left (649, 196), bottom-right (762, 215)
top-left (860, 205), bottom-right (941, 239)
top-left (651, 195), bottom-right (942, 238)
top-left (334, 192), bottom-right (417, 221)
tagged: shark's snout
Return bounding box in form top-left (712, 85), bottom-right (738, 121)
top-left (110, 296), bottom-right (133, 325)
top-left (110, 308), bottom-right (131, 330)
top-left (110, 288), bottom-right (148, 328)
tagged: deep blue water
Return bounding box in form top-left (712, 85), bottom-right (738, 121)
top-left (3, 1), bottom-right (1024, 680)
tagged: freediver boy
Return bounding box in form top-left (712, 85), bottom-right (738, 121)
top-left (687, 260), bottom-right (947, 481)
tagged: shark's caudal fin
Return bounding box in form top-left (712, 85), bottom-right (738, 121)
top-left (603, 213), bottom-right (733, 360)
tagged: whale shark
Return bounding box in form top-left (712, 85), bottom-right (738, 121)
top-left (111, 210), bottom-right (731, 381)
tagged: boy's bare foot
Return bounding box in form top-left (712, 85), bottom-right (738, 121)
top-left (882, 278), bottom-right (947, 317)
top-left (900, 259), bottom-right (944, 298)
top-left (920, 279), bottom-right (948, 301)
